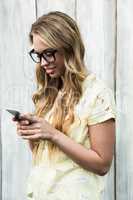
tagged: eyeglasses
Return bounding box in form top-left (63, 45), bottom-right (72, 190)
top-left (29, 48), bottom-right (58, 63)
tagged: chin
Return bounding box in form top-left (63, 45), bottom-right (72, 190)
top-left (48, 73), bottom-right (59, 78)
top-left (48, 72), bottom-right (62, 78)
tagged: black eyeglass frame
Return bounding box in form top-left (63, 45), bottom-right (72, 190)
top-left (29, 48), bottom-right (58, 64)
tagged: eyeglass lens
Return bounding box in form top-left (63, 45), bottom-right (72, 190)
top-left (30, 49), bottom-right (57, 63)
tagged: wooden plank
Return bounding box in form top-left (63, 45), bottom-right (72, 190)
top-left (36, 0), bottom-right (75, 18)
top-left (0, 110), bottom-right (2, 200)
top-left (76, 0), bottom-right (116, 90)
top-left (76, 1), bottom-right (116, 200)
top-left (0, 1), bottom-right (36, 199)
top-left (0, 58), bottom-right (2, 200)
top-left (116, 1), bottom-right (133, 199)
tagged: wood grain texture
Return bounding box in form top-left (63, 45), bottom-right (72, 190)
top-left (0, 110), bottom-right (2, 200)
top-left (0, 35), bottom-right (2, 199)
top-left (36, 0), bottom-right (76, 18)
top-left (116, 1), bottom-right (133, 199)
top-left (2, 1), bottom-right (133, 200)
top-left (0, 1), bottom-right (36, 199)
top-left (76, 0), bottom-right (116, 90)
top-left (76, 1), bottom-right (116, 200)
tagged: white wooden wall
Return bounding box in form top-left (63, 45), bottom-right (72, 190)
top-left (0, 1), bottom-right (132, 200)
top-left (116, 1), bottom-right (133, 199)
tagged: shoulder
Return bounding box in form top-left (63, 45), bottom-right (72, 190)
top-left (80, 73), bottom-right (116, 125)
top-left (82, 73), bottom-right (113, 96)
top-left (81, 73), bottom-right (116, 110)
top-left (75, 73), bottom-right (116, 123)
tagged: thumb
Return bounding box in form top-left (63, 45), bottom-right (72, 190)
top-left (19, 113), bottom-right (39, 123)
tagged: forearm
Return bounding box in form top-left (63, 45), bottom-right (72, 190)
top-left (52, 130), bottom-right (110, 176)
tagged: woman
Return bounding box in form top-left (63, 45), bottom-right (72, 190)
top-left (14, 11), bottom-right (115, 200)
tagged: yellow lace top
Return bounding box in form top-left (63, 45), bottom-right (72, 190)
top-left (27, 73), bottom-right (116, 200)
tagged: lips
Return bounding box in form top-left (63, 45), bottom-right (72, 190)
top-left (45, 66), bottom-right (56, 74)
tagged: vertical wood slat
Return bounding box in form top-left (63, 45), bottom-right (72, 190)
top-left (0, 32), bottom-right (2, 199)
top-left (76, 1), bottom-right (116, 200)
top-left (0, 110), bottom-right (2, 200)
top-left (0, 1), bottom-right (36, 199)
top-left (116, 1), bottom-right (133, 200)
top-left (36, 0), bottom-right (76, 18)
top-left (2, 1), bottom-right (133, 200)
top-left (76, 0), bottom-right (116, 90)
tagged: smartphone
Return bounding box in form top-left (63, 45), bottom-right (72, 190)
top-left (6, 109), bottom-right (33, 124)
top-left (6, 109), bottom-right (21, 121)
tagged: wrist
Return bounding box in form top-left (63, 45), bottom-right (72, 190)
top-left (51, 129), bottom-right (62, 143)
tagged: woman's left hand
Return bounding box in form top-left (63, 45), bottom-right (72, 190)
top-left (17, 114), bottom-right (57, 141)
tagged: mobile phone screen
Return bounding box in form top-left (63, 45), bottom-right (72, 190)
top-left (6, 109), bottom-right (21, 121)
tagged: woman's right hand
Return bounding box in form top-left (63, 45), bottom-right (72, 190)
top-left (16, 120), bottom-right (30, 136)
top-left (12, 117), bottom-right (38, 151)
top-left (12, 113), bottom-right (33, 136)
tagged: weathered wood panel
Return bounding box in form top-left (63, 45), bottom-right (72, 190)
top-left (0, 110), bottom-right (2, 200)
top-left (2, 1), bottom-right (133, 200)
top-left (76, 0), bottom-right (116, 90)
top-left (0, 49), bottom-right (2, 200)
top-left (36, 0), bottom-right (75, 18)
top-left (76, 1), bottom-right (116, 200)
top-left (0, 1), bottom-right (36, 199)
top-left (116, 1), bottom-right (133, 199)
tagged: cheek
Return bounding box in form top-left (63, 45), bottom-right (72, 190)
top-left (56, 55), bottom-right (65, 69)
top-left (55, 61), bottom-right (65, 76)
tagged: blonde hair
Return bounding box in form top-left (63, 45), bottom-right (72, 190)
top-left (29, 11), bottom-right (88, 165)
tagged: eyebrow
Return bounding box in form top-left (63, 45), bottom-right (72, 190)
top-left (33, 48), bottom-right (55, 54)
top-left (33, 49), bottom-right (44, 54)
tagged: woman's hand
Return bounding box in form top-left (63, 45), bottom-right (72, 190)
top-left (13, 113), bottom-right (57, 141)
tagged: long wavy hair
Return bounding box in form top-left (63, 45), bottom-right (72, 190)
top-left (29, 11), bottom-right (89, 164)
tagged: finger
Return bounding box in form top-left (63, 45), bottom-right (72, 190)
top-left (21, 132), bottom-right (51, 140)
top-left (19, 120), bottom-right (30, 125)
top-left (12, 117), bottom-right (16, 121)
top-left (19, 123), bottom-right (40, 130)
top-left (19, 114), bottom-right (39, 123)
top-left (12, 117), bottom-right (29, 126)
top-left (18, 129), bottom-right (41, 135)
top-left (12, 117), bottom-right (20, 123)
top-left (21, 134), bottom-right (42, 140)
top-left (16, 124), bottom-right (22, 136)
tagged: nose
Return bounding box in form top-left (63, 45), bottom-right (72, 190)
top-left (40, 57), bottom-right (49, 66)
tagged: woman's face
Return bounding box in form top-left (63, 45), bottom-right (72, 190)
top-left (32, 33), bottom-right (66, 78)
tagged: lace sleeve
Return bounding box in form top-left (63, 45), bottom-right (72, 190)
top-left (87, 87), bottom-right (116, 125)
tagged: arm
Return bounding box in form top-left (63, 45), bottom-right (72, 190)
top-left (17, 115), bottom-right (115, 176)
top-left (52, 118), bottom-right (115, 176)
